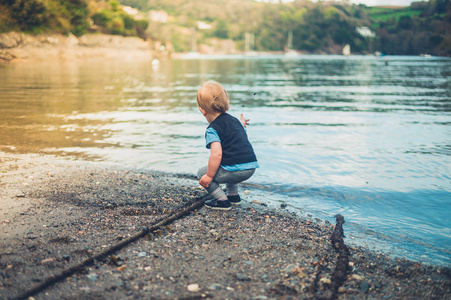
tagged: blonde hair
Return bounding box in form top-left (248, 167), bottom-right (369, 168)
top-left (196, 80), bottom-right (229, 114)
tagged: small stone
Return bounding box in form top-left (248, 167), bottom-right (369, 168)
top-left (244, 190), bottom-right (250, 195)
top-left (236, 273), bottom-right (250, 281)
top-left (290, 266), bottom-right (302, 275)
top-left (382, 294), bottom-right (392, 299)
top-left (338, 287), bottom-right (347, 293)
top-left (116, 265), bottom-right (127, 271)
top-left (209, 229), bottom-right (219, 236)
top-left (16, 194), bottom-right (25, 198)
top-left (280, 203), bottom-right (287, 209)
top-left (320, 278), bottom-right (331, 284)
top-left (360, 281), bottom-right (370, 293)
top-left (284, 264), bottom-right (298, 276)
top-left (351, 274), bottom-right (364, 281)
top-left (349, 262), bottom-right (354, 267)
top-left (40, 258), bottom-right (55, 264)
top-left (63, 255), bottom-right (70, 261)
top-left (208, 283), bottom-right (222, 290)
top-left (86, 273), bottom-right (99, 282)
top-left (187, 283), bottom-right (199, 292)
top-left (138, 252), bottom-right (147, 257)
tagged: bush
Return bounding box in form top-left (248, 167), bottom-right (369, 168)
top-left (110, 17), bottom-right (124, 34)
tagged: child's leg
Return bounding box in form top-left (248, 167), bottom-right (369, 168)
top-left (197, 166), bottom-right (227, 201)
top-left (226, 183), bottom-right (238, 196)
top-left (197, 167), bottom-right (255, 210)
top-left (215, 168), bottom-right (255, 204)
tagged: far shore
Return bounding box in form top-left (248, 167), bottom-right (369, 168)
top-left (0, 151), bottom-right (449, 299)
top-left (0, 32), bottom-right (161, 64)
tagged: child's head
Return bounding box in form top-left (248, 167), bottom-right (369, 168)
top-left (197, 81), bottom-right (229, 114)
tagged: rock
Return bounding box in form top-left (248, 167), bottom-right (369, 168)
top-left (138, 251), bottom-right (147, 257)
top-left (280, 203), bottom-right (287, 209)
top-left (16, 194), bottom-right (25, 198)
top-left (338, 287), bottom-right (347, 293)
top-left (351, 274), bottom-right (364, 281)
top-left (360, 281), bottom-right (370, 293)
top-left (209, 229), bottom-right (219, 236)
top-left (0, 32), bottom-right (24, 48)
top-left (187, 283), bottom-right (199, 292)
top-left (284, 264), bottom-right (298, 276)
top-left (236, 273), bottom-right (251, 281)
top-left (40, 257), bottom-right (55, 264)
top-left (208, 283), bottom-right (222, 290)
top-left (86, 273), bottom-right (99, 282)
top-left (320, 278), bottom-right (331, 284)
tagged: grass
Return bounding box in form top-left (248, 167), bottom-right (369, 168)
top-left (367, 7), bottom-right (422, 22)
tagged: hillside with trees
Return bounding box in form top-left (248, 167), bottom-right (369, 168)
top-left (0, 0), bottom-right (148, 38)
top-left (0, 0), bottom-right (449, 56)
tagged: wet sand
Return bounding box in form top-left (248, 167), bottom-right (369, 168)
top-left (0, 152), bottom-right (449, 299)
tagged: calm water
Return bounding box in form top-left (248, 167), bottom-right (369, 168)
top-left (1, 55), bottom-right (450, 265)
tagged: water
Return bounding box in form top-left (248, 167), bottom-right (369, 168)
top-left (1, 55), bottom-right (450, 265)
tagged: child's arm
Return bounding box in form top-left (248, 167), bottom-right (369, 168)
top-left (240, 113), bottom-right (250, 128)
top-left (199, 141), bottom-right (222, 188)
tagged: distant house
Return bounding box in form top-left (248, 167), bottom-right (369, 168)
top-left (196, 21), bottom-right (212, 30)
top-left (122, 6), bottom-right (139, 17)
top-left (149, 10), bottom-right (169, 23)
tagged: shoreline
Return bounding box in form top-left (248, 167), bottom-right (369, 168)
top-left (0, 32), bottom-right (159, 64)
top-left (0, 152), bottom-right (449, 299)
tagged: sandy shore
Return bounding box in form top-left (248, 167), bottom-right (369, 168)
top-left (0, 32), bottom-right (158, 64)
top-left (0, 152), bottom-right (449, 299)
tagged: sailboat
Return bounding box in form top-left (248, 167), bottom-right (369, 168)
top-left (284, 31), bottom-right (299, 57)
top-left (244, 32), bottom-right (257, 56)
top-left (342, 44), bottom-right (351, 56)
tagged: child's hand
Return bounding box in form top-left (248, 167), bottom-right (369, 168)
top-left (199, 175), bottom-right (213, 188)
top-left (240, 114), bottom-right (250, 128)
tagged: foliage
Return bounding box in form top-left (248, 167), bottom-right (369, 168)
top-left (140, 0), bottom-right (450, 56)
top-left (0, 0), bottom-right (449, 56)
top-left (0, 0), bottom-right (89, 35)
top-left (367, 0), bottom-right (451, 56)
top-left (0, 0), bottom-right (147, 38)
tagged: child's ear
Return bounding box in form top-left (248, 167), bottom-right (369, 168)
top-left (199, 107), bottom-right (207, 116)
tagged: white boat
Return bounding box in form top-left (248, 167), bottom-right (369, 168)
top-left (342, 44), bottom-right (351, 56)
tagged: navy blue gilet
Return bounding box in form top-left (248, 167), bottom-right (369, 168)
top-left (207, 113), bottom-right (257, 166)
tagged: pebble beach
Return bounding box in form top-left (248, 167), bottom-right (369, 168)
top-left (0, 152), bottom-right (450, 299)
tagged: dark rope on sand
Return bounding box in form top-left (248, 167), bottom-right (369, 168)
top-left (10, 195), bottom-right (209, 300)
top-left (323, 214), bottom-right (350, 300)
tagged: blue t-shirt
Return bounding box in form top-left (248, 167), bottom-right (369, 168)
top-left (206, 127), bottom-right (259, 171)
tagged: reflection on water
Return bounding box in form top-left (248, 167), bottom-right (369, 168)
top-left (1, 55), bottom-right (450, 265)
